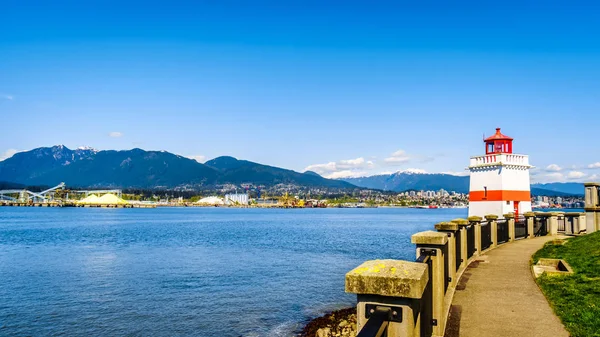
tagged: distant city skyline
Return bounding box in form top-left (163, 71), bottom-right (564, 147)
top-left (2, 2), bottom-right (599, 183)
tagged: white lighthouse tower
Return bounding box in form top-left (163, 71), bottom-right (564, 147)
top-left (468, 128), bottom-right (532, 218)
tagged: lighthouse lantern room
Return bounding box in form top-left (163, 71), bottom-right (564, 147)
top-left (468, 128), bottom-right (532, 218)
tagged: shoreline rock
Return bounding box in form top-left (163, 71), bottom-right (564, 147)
top-left (299, 307), bottom-right (357, 337)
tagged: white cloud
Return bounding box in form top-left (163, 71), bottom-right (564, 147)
top-left (0, 149), bottom-right (18, 161)
top-left (304, 162), bottom-right (337, 173)
top-left (538, 172), bottom-right (565, 183)
top-left (338, 158), bottom-right (374, 170)
top-left (326, 170), bottom-right (368, 179)
top-left (108, 131), bottom-right (123, 138)
top-left (304, 157), bottom-right (374, 179)
top-left (545, 164), bottom-right (562, 172)
top-left (531, 170), bottom-right (593, 183)
top-left (2, 94), bottom-right (13, 101)
top-left (188, 155), bottom-right (206, 163)
top-left (383, 150), bottom-right (411, 165)
top-left (567, 171), bottom-right (586, 180)
top-left (588, 162), bottom-right (600, 169)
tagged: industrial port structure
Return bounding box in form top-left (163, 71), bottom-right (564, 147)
top-left (0, 183), bottom-right (136, 207)
top-left (0, 182), bottom-right (66, 205)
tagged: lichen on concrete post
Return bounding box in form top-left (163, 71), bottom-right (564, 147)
top-left (411, 230), bottom-right (448, 337)
top-left (523, 212), bottom-right (536, 239)
top-left (504, 213), bottom-right (515, 242)
top-left (346, 259), bottom-right (429, 337)
top-left (485, 214), bottom-right (499, 247)
top-left (468, 216), bottom-right (482, 255)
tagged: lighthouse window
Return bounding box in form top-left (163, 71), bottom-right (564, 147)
top-left (506, 201), bottom-right (510, 205)
top-left (484, 187), bottom-right (487, 198)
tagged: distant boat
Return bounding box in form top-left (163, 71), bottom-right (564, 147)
top-left (428, 205), bottom-right (439, 209)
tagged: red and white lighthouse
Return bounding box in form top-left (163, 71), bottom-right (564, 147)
top-left (468, 128), bottom-right (532, 218)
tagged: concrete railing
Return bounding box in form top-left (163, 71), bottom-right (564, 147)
top-left (344, 211), bottom-right (561, 337)
top-left (563, 212), bottom-right (586, 235)
top-left (584, 183), bottom-right (600, 234)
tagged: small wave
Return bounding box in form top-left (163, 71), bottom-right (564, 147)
top-left (265, 320), bottom-right (302, 337)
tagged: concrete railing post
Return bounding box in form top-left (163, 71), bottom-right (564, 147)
top-left (346, 259), bottom-right (429, 337)
top-left (468, 216), bottom-right (482, 255)
top-left (548, 212), bottom-right (559, 235)
top-left (584, 182), bottom-right (599, 208)
top-left (434, 222), bottom-right (458, 287)
top-left (504, 213), bottom-right (515, 242)
top-left (412, 231), bottom-right (448, 337)
top-left (564, 213), bottom-right (580, 235)
top-left (451, 219), bottom-right (470, 268)
top-left (524, 212), bottom-right (536, 239)
top-left (556, 212), bottom-right (566, 233)
top-left (584, 182), bottom-right (600, 234)
top-left (578, 213), bottom-right (586, 234)
top-left (485, 214), bottom-right (499, 248)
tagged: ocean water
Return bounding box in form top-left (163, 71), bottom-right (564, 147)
top-left (0, 207), bottom-right (466, 337)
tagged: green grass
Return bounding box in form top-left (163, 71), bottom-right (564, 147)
top-left (532, 231), bottom-right (600, 337)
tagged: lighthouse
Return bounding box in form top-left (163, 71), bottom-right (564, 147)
top-left (468, 128), bottom-right (532, 218)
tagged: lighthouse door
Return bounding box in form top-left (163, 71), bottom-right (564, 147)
top-left (514, 201), bottom-right (520, 218)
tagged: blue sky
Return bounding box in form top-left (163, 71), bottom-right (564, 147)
top-left (1, 1), bottom-right (599, 183)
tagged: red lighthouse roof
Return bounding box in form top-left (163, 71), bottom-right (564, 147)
top-left (484, 128), bottom-right (513, 154)
top-left (484, 128), bottom-right (513, 142)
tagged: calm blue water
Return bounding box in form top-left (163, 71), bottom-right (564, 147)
top-left (0, 207), bottom-right (466, 337)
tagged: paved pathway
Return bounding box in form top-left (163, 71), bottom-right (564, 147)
top-left (445, 236), bottom-right (569, 337)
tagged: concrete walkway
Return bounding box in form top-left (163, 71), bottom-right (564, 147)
top-left (445, 236), bottom-right (569, 337)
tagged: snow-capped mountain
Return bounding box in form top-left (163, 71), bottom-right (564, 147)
top-left (341, 171), bottom-right (470, 193)
top-left (0, 146), bottom-right (355, 190)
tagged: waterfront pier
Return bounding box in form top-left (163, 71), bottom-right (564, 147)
top-left (344, 210), bottom-right (587, 337)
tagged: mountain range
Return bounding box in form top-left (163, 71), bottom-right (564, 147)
top-left (341, 172), bottom-right (583, 196)
top-left (0, 145), bottom-right (586, 195)
top-left (0, 146), bottom-right (354, 190)
top-left (342, 172), bottom-right (469, 193)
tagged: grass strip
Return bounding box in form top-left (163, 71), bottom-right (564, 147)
top-left (532, 231), bottom-right (600, 337)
